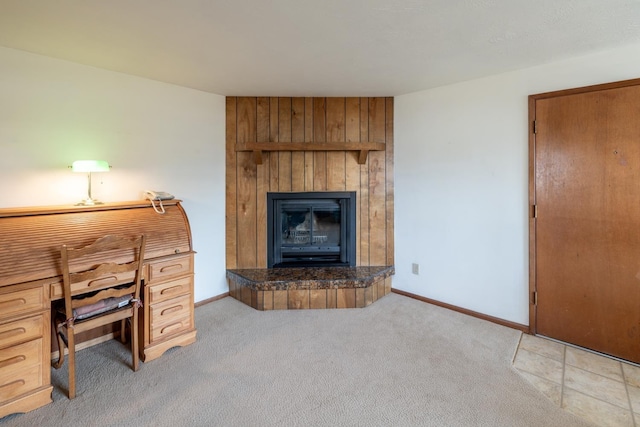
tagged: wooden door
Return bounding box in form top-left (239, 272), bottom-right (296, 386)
top-left (531, 80), bottom-right (640, 363)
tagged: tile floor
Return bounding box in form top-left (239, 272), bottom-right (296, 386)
top-left (513, 334), bottom-right (640, 427)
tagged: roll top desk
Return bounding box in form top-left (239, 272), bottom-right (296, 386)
top-left (0, 200), bottom-right (197, 417)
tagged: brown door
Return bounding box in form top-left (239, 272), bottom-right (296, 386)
top-left (532, 81), bottom-right (640, 363)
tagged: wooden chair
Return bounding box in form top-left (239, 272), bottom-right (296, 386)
top-left (52, 234), bottom-right (146, 399)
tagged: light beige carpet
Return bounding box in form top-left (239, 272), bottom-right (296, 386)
top-left (2, 293), bottom-right (593, 426)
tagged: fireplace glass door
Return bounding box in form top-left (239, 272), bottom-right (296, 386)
top-left (268, 192), bottom-right (356, 268)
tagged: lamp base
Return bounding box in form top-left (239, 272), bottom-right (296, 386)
top-left (75, 198), bottom-right (104, 206)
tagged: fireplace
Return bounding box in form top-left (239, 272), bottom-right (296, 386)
top-left (267, 192), bottom-right (356, 268)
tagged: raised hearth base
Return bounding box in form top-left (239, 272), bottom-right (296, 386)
top-left (226, 266), bottom-right (394, 310)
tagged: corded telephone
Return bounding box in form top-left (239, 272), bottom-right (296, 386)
top-left (144, 190), bottom-right (174, 214)
top-left (144, 190), bottom-right (174, 201)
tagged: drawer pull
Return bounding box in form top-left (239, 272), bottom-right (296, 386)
top-left (0, 379), bottom-right (25, 392)
top-left (160, 323), bottom-right (183, 334)
top-left (159, 264), bottom-right (183, 273)
top-left (161, 305), bottom-right (183, 316)
top-left (0, 298), bottom-right (27, 309)
top-left (0, 327), bottom-right (26, 341)
top-left (87, 276), bottom-right (117, 288)
top-left (160, 285), bottom-right (183, 296)
top-left (0, 355), bottom-right (26, 369)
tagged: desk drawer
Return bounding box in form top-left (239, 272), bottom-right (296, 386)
top-left (147, 276), bottom-right (192, 304)
top-left (0, 287), bottom-right (46, 320)
top-left (148, 255), bottom-right (192, 282)
top-left (0, 339), bottom-right (43, 401)
top-left (149, 294), bottom-right (192, 343)
top-left (0, 314), bottom-right (45, 350)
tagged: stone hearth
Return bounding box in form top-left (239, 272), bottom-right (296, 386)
top-left (226, 266), bottom-right (394, 310)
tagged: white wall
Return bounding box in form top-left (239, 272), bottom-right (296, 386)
top-left (395, 42), bottom-right (640, 325)
top-left (0, 47), bottom-right (227, 302)
top-left (4, 40), bottom-right (640, 322)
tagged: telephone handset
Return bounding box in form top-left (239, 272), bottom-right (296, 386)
top-left (144, 190), bottom-right (174, 214)
top-left (144, 190), bottom-right (174, 201)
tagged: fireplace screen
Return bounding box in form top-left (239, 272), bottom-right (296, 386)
top-left (268, 192), bottom-right (356, 268)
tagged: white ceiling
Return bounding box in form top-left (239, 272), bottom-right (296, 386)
top-left (1, 0), bottom-right (640, 96)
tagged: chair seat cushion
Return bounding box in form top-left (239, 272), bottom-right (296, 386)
top-left (73, 295), bottom-right (133, 320)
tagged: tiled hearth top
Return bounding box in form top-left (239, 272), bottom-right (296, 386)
top-left (226, 266), bottom-right (394, 291)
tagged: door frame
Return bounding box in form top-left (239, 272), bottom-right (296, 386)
top-left (528, 77), bottom-right (640, 334)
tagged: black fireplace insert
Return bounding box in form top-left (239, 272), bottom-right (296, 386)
top-left (267, 192), bottom-right (356, 268)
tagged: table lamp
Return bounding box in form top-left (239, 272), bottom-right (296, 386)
top-left (72, 160), bottom-right (110, 205)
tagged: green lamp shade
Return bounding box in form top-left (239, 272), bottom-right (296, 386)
top-left (71, 160), bottom-right (110, 173)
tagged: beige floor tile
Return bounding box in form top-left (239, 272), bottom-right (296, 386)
top-left (565, 346), bottom-right (624, 382)
top-left (564, 365), bottom-right (629, 409)
top-left (513, 348), bottom-right (563, 384)
top-left (513, 340), bottom-right (640, 427)
top-left (562, 387), bottom-right (634, 427)
top-left (520, 334), bottom-right (565, 362)
top-left (623, 363), bottom-right (640, 388)
top-left (627, 383), bottom-right (640, 414)
top-left (516, 370), bottom-right (562, 406)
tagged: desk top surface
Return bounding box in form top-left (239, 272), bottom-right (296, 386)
top-left (0, 199), bottom-right (181, 217)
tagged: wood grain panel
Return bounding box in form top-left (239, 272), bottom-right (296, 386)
top-left (227, 277), bottom-right (237, 299)
top-left (256, 98), bottom-right (270, 267)
top-left (326, 97), bottom-right (345, 142)
top-left (313, 149), bottom-right (327, 191)
top-left (237, 151), bottom-right (257, 268)
top-left (256, 290), bottom-right (264, 310)
top-left (364, 286), bottom-right (373, 306)
top-left (288, 290), bottom-right (309, 309)
top-left (368, 97), bottom-right (387, 265)
top-left (327, 288), bottom-right (337, 308)
top-left (257, 98), bottom-right (270, 142)
top-left (256, 169), bottom-right (268, 268)
top-left (304, 97), bottom-right (315, 191)
top-left (278, 97), bottom-right (292, 192)
top-left (240, 286), bottom-right (251, 306)
top-left (236, 97), bottom-right (258, 268)
top-left (237, 97), bottom-right (257, 144)
top-left (309, 290), bottom-right (327, 309)
top-left (326, 98), bottom-right (346, 191)
top-left (269, 98), bottom-right (279, 192)
top-left (262, 291), bottom-right (273, 310)
top-left (385, 98), bottom-right (395, 266)
top-left (359, 98), bottom-right (370, 266)
top-left (225, 96), bottom-right (394, 277)
top-left (346, 98), bottom-right (361, 143)
top-left (225, 97), bottom-right (238, 269)
top-left (291, 98), bottom-right (306, 191)
top-left (356, 288), bottom-right (365, 308)
top-left (313, 98), bottom-right (327, 191)
top-left (336, 288), bottom-right (356, 308)
top-left (384, 276), bottom-right (392, 295)
top-left (273, 290), bottom-right (287, 310)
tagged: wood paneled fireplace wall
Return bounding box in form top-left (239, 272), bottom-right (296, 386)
top-left (225, 97), bottom-right (394, 275)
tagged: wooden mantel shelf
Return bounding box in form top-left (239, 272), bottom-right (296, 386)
top-left (236, 141), bottom-right (386, 165)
